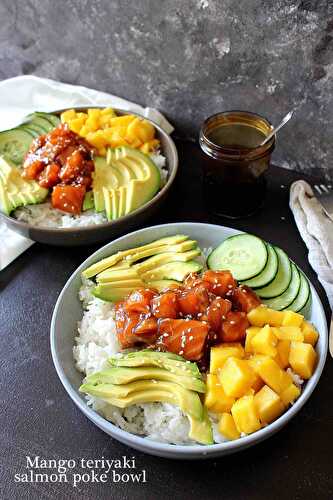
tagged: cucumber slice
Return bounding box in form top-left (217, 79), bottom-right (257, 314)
top-left (242, 244), bottom-right (278, 289)
top-left (0, 128), bottom-right (34, 165)
top-left (263, 263), bottom-right (301, 310)
top-left (256, 247), bottom-right (291, 299)
top-left (23, 122), bottom-right (46, 135)
top-left (25, 112), bottom-right (60, 128)
top-left (285, 270), bottom-right (311, 312)
top-left (20, 125), bottom-right (40, 138)
top-left (207, 234), bottom-right (268, 281)
top-left (30, 116), bottom-right (54, 133)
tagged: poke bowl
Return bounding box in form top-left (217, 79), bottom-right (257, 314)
top-left (50, 222), bottom-right (328, 459)
top-left (0, 107), bottom-right (178, 246)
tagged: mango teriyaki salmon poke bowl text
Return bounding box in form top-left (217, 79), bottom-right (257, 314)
top-left (55, 228), bottom-right (325, 451)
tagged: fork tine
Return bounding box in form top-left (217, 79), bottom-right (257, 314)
top-left (314, 185), bottom-right (322, 195)
top-left (321, 184), bottom-right (329, 193)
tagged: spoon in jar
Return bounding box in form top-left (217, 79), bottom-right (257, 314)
top-left (259, 110), bottom-right (294, 146)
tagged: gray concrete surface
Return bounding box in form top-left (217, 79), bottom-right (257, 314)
top-left (0, 0), bottom-right (332, 179)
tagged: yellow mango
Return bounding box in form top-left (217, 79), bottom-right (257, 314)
top-left (210, 343), bottom-right (245, 374)
top-left (218, 413), bottom-right (240, 440)
top-left (280, 383), bottom-right (301, 406)
top-left (101, 107), bottom-right (116, 116)
top-left (289, 341), bottom-right (317, 379)
top-left (254, 385), bottom-right (284, 423)
top-left (219, 357), bottom-right (255, 398)
top-left (109, 115), bottom-right (136, 127)
top-left (86, 131), bottom-right (108, 150)
top-left (204, 374), bottom-right (235, 413)
top-left (301, 321), bottom-right (319, 346)
top-left (245, 327), bottom-right (261, 354)
top-left (251, 325), bottom-right (278, 357)
top-left (69, 117), bottom-right (86, 134)
top-left (98, 147), bottom-right (107, 156)
top-left (231, 395), bottom-right (261, 434)
top-left (88, 108), bottom-right (102, 119)
top-left (247, 306), bottom-right (284, 327)
top-left (256, 357), bottom-right (293, 394)
top-left (272, 326), bottom-right (304, 342)
top-left (61, 109), bottom-right (77, 123)
top-left (127, 117), bottom-right (155, 143)
top-left (282, 310), bottom-right (304, 327)
top-left (140, 143), bottom-right (151, 154)
top-left (79, 125), bottom-right (90, 137)
top-left (85, 117), bottom-right (100, 132)
top-left (276, 340), bottom-right (290, 369)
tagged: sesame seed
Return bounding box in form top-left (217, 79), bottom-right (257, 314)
top-left (179, 350), bottom-right (184, 355)
top-left (230, 320), bottom-right (235, 324)
top-left (189, 335), bottom-right (194, 341)
top-left (228, 284), bottom-right (233, 289)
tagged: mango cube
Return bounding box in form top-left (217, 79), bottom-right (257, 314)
top-left (204, 374), bottom-right (235, 413)
top-left (273, 326), bottom-right (304, 342)
top-left (251, 325), bottom-right (278, 357)
top-left (86, 131), bottom-right (108, 150)
top-left (276, 340), bottom-right (290, 369)
top-left (218, 413), bottom-right (240, 440)
top-left (256, 357), bottom-right (293, 394)
top-left (254, 385), bottom-right (284, 423)
top-left (60, 109), bottom-right (76, 123)
top-left (282, 310), bottom-right (304, 327)
top-left (301, 321), bottom-right (319, 346)
top-left (289, 341), bottom-right (317, 379)
top-left (247, 306), bottom-right (284, 327)
top-left (280, 383), bottom-right (301, 406)
top-left (231, 395), bottom-right (261, 434)
top-left (245, 327), bottom-right (261, 354)
top-left (210, 343), bottom-right (245, 373)
top-left (219, 357), bottom-right (255, 398)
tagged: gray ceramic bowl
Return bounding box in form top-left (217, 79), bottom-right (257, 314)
top-left (51, 223), bottom-right (328, 459)
top-left (0, 108), bottom-right (178, 246)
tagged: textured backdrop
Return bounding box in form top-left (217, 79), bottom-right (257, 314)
top-left (1, 0), bottom-right (332, 179)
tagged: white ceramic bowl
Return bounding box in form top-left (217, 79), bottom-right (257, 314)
top-left (50, 223), bottom-right (328, 459)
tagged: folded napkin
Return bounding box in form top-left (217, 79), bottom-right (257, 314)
top-left (290, 180), bottom-right (333, 309)
top-left (0, 75), bottom-right (173, 271)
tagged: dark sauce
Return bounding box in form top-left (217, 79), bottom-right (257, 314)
top-left (203, 124), bottom-right (269, 218)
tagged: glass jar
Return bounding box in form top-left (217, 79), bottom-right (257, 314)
top-left (199, 111), bottom-right (275, 218)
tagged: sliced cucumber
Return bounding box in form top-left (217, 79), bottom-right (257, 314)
top-left (23, 122), bottom-right (47, 136)
top-left (25, 112), bottom-right (60, 128)
top-left (263, 263), bottom-right (301, 310)
top-left (0, 128), bottom-right (34, 165)
top-left (256, 247), bottom-right (292, 299)
top-left (29, 115), bottom-right (55, 132)
top-left (242, 244), bottom-right (278, 289)
top-left (207, 234), bottom-right (268, 281)
top-left (286, 270), bottom-right (311, 312)
top-left (20, 125), bottom-right (40, 138)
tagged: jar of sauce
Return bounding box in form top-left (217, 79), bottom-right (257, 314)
top-left (199, 111), bottom-right (275, 218)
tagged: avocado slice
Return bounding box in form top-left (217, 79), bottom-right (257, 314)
top-left (133, 248), bottom-right (201, 274)
top-left (92, 285), bottom-right (135, 302)
top-left (82, 235), bottom-right (190, 278)
top-left (125, 240), bottom-right (198, 265)
top-left (82, 191), bottom-right (94, 211)
top-left (188, 409), bottom-right (214, 445)
top-left (118, 186), bottom-right (127, 218)
top-left (80, 382), bottom-right (203, 421)
top-left (108, 351), bottom-right (201, 378)
top-left (141, 260), bottom-right (203, 282)
top-left (0, 156), bottom-right (48, 215)
top-left (96, 267), bottom-right (139, 283)
top-left (146, 279), bottom-right (180, 291)
top-left (84, 366), bottom-right (206, 393)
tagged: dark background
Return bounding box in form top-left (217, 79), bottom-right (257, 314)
top-left (1, 0), bottom-right (333, 179)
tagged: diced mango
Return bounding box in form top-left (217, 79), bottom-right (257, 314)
top-left (210, 343), bottom-right (245, 373)
top-left (254, 385), bottom-right (284, 423)
top-left (140, 142), bottom-right (151, 154)
top-left (61, 109), bottom-right (76, 123)
top-left (273, 326), bottom-right (304, 342)
top-left (289, 341), bottom-right (317, 379)
top-left (109, 115), bottom-right (136, 127)
top-left (231, 395), bottom-right (261, 434)
top-left (275, 340), bottom-right (290, 369)
top-left (86, 131), bottom-right (108, 150)
top-left (79, 125), bottom-right (90, 137)
top-left (141, 139), bottom-right (160, 152)
top-left (256, 357), bottom-right (293, 394)
top-left (251, 325), bottom-right (278, 357)
top-left (219, 357), bottom-right (255, 398)
top-left (218, 413), bottom-right (240, 440)
top-left (69, 116), bottom-right (86, 134)
top-left (301, 321), bottom-right (319, 346)
top-left (247, 306), bottom-right (284, 327)
top-left (282, 310), bottom-right (304, 327)
top-left (204, 374), bottom-right (235, 413)
top-left (100, 107), bottom-right (116, 116)
top-left (247, 354), bottom-right (270, 372)
top-left (280, 383), bottom-right (301, 406)
top-left (245, 327), bottom-right (261, 354)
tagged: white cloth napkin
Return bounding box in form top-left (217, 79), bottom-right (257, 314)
top-left (0, 75), bottom-right (173, 271)
top-left (290, 180), bottom-right (333, 308)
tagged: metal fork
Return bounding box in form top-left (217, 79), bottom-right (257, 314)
top-left (312, 183), bottom-right (333, 221)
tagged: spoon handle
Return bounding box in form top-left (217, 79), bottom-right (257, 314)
top-left (260, 110), bottom-right (294, 146)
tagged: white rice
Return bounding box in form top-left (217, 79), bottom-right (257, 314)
top-left (13, 153), bottom-right (168, 228)
top-left (73, 278), bottom-right (227, 445)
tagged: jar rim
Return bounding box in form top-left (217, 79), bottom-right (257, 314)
top-left (199, 110), bottom-right (275, 160)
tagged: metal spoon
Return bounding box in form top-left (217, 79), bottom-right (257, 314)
top-left (260, 110), bottom-right (294, 146)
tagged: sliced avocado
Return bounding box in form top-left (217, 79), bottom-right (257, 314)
top-left (85, 366), bottom-right (205, 393)
top-left (118, 186), bottom-right (127, 218)
top-left (147, 279), bottom-right (180, 291)
top-left (108, 351), bottom-right (201, 378)
top-left (0, 157), bottom-right (48, 215)
top-left (80, 382), bottom-right (203, 421)
top-left (96, 267), bottom-right (139, 283)
top-left (82, 235), bottom-right (190, 278)
top-left (92, 285), bottom-right (134, 302)
top-left (126, 240), bottom-right (197, 265)
top-left (111, 187), bottom-right (119, 221)
top-left (102, 186), bottom-right (112, 220)
top-left (93, 156), bottom-right (116, 213)
top-left (142, 260), bottom-right (203, 282)
top-left (133, 248), bottom-right (201, 274)
top-left (96, 279), bottom-right (144, 290)
top-left (82, 191), bottom-right (94, 211)
top-left (188, 409), bottom-right (214, 445)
